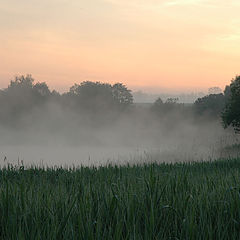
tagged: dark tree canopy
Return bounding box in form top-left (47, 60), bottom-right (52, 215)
top-left (165, 98), bottom-right (179, 105)
top-left (0, 75), bottom-right (55, 125)
top-left (194, 93), bottom-right (226, 116)
top-left (0, 75), bottom-right (134, 127)
top-left (33, 82), bottom-right (51, 97)
top-left (222, 75), bottom-right (240, 132)
top-left (68, 81), bottom-right (114, 112)
top-left (153, 97), bottom-right (164, 107)
top-left (9, 74), bottom-right (34, 89)
top-left (224, 85), bottom-right (231, 101)
top-left (151, 97), bottom-right (164, 113)
top-left (2, 74), bottom-right (239, 130)
top-left (151, 97), bottom-right (183, 115)
top-left (112, 83), bottom-right (133, 107)
top-left (67, 81), bottom-right (133, 112)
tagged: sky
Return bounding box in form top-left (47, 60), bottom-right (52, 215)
top-left (0, 0), bottom-right (239, 93)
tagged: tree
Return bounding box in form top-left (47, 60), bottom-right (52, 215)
top-left (165, 97), bottom-right (179, 105)
top-left (194, 93), bottom-right (225, 116)
top-left (151, 97), bottom-right (183, 115)
top-left (0, 75), bottom-right (52, 125)
top-left (224, 85), bottom-right (231, 100)
top-left (67, 81), bottom-right (133, 112)
top-left (8, 74), bottom-right (34, 89)
top-left (153, 97), bottom-right (164, 107)
top-left (33, 82), bottom-right (51, 97)
top-left (222, 75), bottom-right (240, 132)
top-left (68, 81), bottom-right (114, 112)
top-left (112, 83), bottom-right (133, 108)
top-left (2, 75), bottom-right (36, 118)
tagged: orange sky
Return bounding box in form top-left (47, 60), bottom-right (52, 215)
top-left (0, 0), bottom-right (239, 93)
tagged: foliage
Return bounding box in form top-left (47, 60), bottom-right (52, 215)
top-left (0, 75), bottom-right (52, 125)
top-left (152, 97), bottom-right (183, 114)
top-left (151, 97), bottom-right (164, 112)
top-left (68, 81), bottom-right (114, 112)
top-left (67, 81), bottom-right (133, 112)
top-left (194, 93), bottom-right (226, 116)
top-left (222, 75), bottom-right (240, 132)
top-left (0, 76), bottom-right (133, 126)
top-left (0, 159), bottom-right (240, 239)
top-left (112, 83), bottom-right (133, 108)
top-left (224, 85), bottom-right (231, 100)
top-left (1, 74), bottom-right (239, 128)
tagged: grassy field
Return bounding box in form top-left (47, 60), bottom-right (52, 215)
top-left (1, 159), bottom-right (240, 239)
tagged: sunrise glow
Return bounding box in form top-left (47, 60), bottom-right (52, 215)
top-left (1, 0), bottom-right (239, 92)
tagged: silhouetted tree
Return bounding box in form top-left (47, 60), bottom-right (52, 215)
top-left (194, 93), bottom-right (225, 116)
top-left (68, 81), bottom-right (114, 112)
top-left (67, 81), bottom-right (133, 113)
top-left (222, 75), bottom-right (240, 132)
top-left (154, 97), bottom-right (164, 106)
top-left (151, 97), bottom-right (164, 112)
top-left (224, 85), bottom-right (231, 101)
top-left (152, 97), bottom-right (184, 115)
top-left (112, 83), bottom-right (133, 108)
top-left (0, 75), bottom-right (53, 125)
top-left (1, 75), bottom-right (36, 119)
top-left (9, 74), bottom-right (34, 89)
top-left (33, 82), bottom-right (51, 97)
top-left (165, 97), bottom-right (179, 105)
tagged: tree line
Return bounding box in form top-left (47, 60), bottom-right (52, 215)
top-left (0, 74), bottom-right (239, 132)
top-left (152, 75), bottom-right (240, 132)
top-left (0, 75), bottom-right (133, 125)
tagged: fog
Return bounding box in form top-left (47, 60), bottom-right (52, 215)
top-left (0, 101), bottom-right (239, 167)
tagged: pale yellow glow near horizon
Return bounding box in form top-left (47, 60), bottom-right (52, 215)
top-left (0, 0), bottom-right (239, 93)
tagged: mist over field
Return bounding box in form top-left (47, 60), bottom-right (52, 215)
top-left (0, 101), bottom-right (238, 167)
top-left (0, 75), bottom-right (239, 167)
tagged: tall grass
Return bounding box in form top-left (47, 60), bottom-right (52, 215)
top-left (0, 159), bottom-right (240, 239)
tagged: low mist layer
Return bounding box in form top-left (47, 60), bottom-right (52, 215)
top-left (0, 75), bottom-right (239, 166)
top-left (0, 104), bottom-right (238, 167)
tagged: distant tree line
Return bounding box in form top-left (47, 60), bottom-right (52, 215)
top-left (0, 74), bottom-right (240, 132)
top-left (63, 81), bottom-right (133, 113)
top-left (0, 75), bottom-right (133, 126)
top-left (133, 91), bottom-right (205, 104)
top-left (193, 75), bottom-right (240, 133)
top-left (150, 75), bottom-right (240, 133)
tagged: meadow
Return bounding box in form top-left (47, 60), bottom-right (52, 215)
top-left (1, 158), bottom-right (240, 239)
